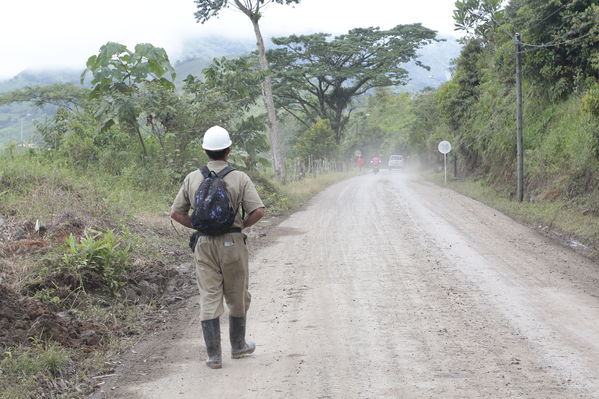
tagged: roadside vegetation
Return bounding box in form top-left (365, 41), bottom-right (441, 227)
top-left (0, 152), bottom-right (184, 398)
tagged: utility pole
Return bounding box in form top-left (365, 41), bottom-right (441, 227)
top-left (19, 113), bottom-right (32, 149)
top-left (20, 117), bottom-right (24, 147)
top-left (515, 32), bottom-right (524, 202)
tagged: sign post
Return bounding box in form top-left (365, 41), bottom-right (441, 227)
top-left (438, 140), bottom-right (452, 184)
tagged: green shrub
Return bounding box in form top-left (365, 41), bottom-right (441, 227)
top-left (295, 120), bottom-right (337, 162)
top-left (62, 228), bottom-right (131, 294)
top-left (248, 171), bottom-right (289, 213)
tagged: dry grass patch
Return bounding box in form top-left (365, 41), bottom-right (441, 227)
top-left (281, 171), bottom-right (358, 208)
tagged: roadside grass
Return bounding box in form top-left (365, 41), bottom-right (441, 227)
top-left (0, 340), bottom-right (121, 399)
top-left (280, 170), bottom-right (360, 210)
top-left (0, 155), bottom-right (175, 220)
top-left (429, 173), bottom-right (599, 260)
top-left (1, 154), bottom-right (358, 221)
top-left (0, 342), bottom-right (73, 399)
top-left (0, 256), bottom-right (37, 292)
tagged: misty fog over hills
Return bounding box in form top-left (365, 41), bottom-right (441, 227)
top-left (0, 35), bottom-right (460, 145)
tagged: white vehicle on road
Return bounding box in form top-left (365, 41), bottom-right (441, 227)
top-left (388, 154), bottom-right (404, 169)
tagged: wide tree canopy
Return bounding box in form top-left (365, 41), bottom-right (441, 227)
top-left (267, 24), bottom-right (438, 143)
top-left (0, 83), bottom-right (89, 111)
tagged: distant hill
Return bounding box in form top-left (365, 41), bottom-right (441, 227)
top-left (0, 35), bottom-right (460, 93)
top-left (0, 69), bottom-right (82, 94)
top-left (173, 35), bottom-right (462, 91)
top-left (0, 37), bottom-right (258, 146)
top-left (0, 69), bottom-right (83, 146)
top-left (173, 36), bottom-right (256, 83)
top-left (401, 36), bottom-right (462, 92)
top-left (0, 35), bottom-right (460, 95)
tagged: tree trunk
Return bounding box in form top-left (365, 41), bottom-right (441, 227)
top-left (333, 108), bottom-right (344, 144)
top-left (133, 124), bottom-right (148, 158)
top-left (453, 152), bottom-right (457, 178)
top-left (249, 18), bottom-right (286, 180)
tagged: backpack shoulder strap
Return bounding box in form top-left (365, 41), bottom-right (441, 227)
top-left (216, 166), bottom-right (236, 179)
top-left (200, 166), bottom-right (210, 178)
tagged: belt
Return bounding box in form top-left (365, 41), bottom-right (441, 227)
top-left (195, 227), bottom-right (242, 237)
top-left (189, 228), bottom-right (243, 252)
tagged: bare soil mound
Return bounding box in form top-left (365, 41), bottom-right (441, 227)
top-left (0, 284), bottom-right (105, 348)
top-left (0, 211), bottom-right (197, 351)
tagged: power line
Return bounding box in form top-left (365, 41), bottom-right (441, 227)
top-left (526, 2), bottom-right (570, 31)
top-left (480, 2), bottom-right (595, 51)
top-left (486, 2), bottom-right (568, 42)
top-left (515, 33), bottom-right (524, 203)
top-left (517, 29), bottom-right (596, 54)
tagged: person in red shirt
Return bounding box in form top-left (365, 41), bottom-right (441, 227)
top-left (357, 156), bottom-right (364, 171)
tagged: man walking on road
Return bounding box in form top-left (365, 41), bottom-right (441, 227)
top-left (170, 126), bottom-right (265, 369)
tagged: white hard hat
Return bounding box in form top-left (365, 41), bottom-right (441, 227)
top-left (202, 126), bottom-right (232, 150)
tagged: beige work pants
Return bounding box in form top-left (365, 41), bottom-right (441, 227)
top-left (193, 232), bottom-right (251, 321)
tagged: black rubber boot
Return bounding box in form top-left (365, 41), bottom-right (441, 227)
top-left (229, 316), bottom-right (256, 359)
top-left (201, 318), bottom-right (222, 369)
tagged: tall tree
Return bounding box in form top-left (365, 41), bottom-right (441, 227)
top-left (267, 25), bottom-right (437, 143)
top-left (453, 0), bottom-right (505, 40)
top-left (193, 0), bottom-right (301, 179)
top-left (295, 119), bottom-right (336, 162)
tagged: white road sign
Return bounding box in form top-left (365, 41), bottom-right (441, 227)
top-left (438, 140), bottom-right (452, 154)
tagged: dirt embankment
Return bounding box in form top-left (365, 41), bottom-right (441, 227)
top-left (0, 211), bottom-right (197, 372)
top-left (0, 284), bottom-right (105, 348)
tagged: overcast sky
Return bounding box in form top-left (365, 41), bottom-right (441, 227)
top-left (0, 0), bottom-right (459, 80)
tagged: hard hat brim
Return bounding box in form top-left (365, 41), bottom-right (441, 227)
top-left (202, 139), bottom-right (232, 151)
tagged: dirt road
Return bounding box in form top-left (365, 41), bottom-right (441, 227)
top-left (93, 171), bottom-right (599, 398)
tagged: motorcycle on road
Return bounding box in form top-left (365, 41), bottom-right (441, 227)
top-left (371, 157), bottom-right (382, 174)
